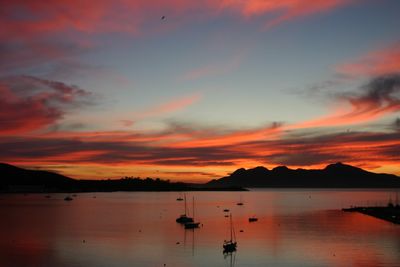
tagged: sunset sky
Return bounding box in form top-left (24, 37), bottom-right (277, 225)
top-left (1, 0), bottom-right (399, 181)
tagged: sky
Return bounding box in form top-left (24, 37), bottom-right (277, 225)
top-left (0, 0), bottom-right (400, 182)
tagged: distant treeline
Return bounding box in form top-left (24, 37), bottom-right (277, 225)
top-left (0, 163), bottom-right (244, 193)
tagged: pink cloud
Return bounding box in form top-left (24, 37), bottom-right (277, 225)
top-left (337, 44), bottom-right (400, 77)
top-left (220, 0), bottom-right (354, 28)
top-left (0, 0), bottom-right (357, 74)
top-left (1, 0), bottom-right (356, 41)
top-left (129, 93), bottom-right (202, 121)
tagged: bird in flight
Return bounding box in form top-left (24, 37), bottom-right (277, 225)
top-left (161, 16), bottom-right (166, 20)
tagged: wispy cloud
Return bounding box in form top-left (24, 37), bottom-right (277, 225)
top-left (337, 43), bottom-right (400, 77)
top-left (171, 122), bottom-right (283, 148)
top-left (292, 74), bottom-right (400, 128)
top-left (1, 0), bottom-right (356, 40)
top-left (220, 0), bottom-right (354, 29)
top-left (129, 93), bottom-right (202, 121)
top-left (1, 127), bottom-right (399, 178)
top-left (0, 0), bottom-right (357, 76)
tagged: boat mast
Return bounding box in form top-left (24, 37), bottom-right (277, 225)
top-left (230, 214), bottom-right (233, 242)
top-left (193, 196), bottom-right (195, 220)
top-left (184, 194), bottom-right (187, 215)
top-left (232, 217), bottom-right (236, 242)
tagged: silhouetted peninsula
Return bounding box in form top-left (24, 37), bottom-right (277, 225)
top-left (206, 162), bottom-right (400, 188)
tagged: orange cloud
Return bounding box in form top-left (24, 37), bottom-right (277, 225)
top-left (2, 127), bottom-right (399, 180)
top-left (172, 122), bottom-right (283, 148)
top-left (337, 43), bottom-right (400, 77)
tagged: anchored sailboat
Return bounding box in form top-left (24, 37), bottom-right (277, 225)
top-left (176, 194), bottom-right (194, 224)
top-left (184, 196), bottom-right (200, 229)
top-left (236, 195), bottom-right (243, 206)
top-left (176, 193), bottom-right (183, 201)
top-left (223, 214), bottom-right (237, 253)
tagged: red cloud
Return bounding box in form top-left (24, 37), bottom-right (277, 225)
top-left (337, 44), bottom-right (400, 77)
top-left (0, 76), bottom-right (92, 134)
top-left (1, 0), bottom-right (355, 40)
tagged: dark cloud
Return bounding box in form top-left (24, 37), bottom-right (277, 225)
top-left (394, 118), bottom-right (400, 131)
top-left (336, 73), bottom-right (400, 114)
top-left (359, 74), bottom-right (400, 104)
top-left (292, 73), bottom-right (400, 128)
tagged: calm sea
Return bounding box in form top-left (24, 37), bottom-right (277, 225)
top-left (1, 189), bottom-right (399, 267)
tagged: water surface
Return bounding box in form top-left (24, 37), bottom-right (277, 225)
top-left (1, 189), bottom-right (399, 267)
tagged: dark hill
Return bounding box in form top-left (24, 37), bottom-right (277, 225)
top-left (0, 163), bottom-right (75, 191)
top-left (206, 162), bottom-right (400, 188)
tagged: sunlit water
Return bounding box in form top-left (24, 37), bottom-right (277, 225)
top-left (1, 189), bottom-right (400, 267)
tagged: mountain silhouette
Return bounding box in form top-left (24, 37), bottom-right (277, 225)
top-left (2, 162), bottom-right (399, 192)
top-left (206, 162), bottom-right (400, 188)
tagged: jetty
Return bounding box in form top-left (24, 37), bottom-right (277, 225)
top-left (342, 205), bottom-right (400, 224)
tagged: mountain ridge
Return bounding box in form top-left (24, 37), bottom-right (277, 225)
top-left (206, 162), bottom-right (400, 188)
top-left (1, 162), bottom-right (400, 191)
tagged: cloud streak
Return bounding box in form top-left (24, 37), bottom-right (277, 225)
top-left (1, 128), bottom-right (398, 179)
top-left (1, 1), bottom-right (355, 38)
top-left (0, 75), bottom-right (93, 134)
top-left (293, 74), bottom-right (400, 128)
top-left (221, 0), bottom-right (354, 28)
top-left (337, 43), bottom-right (400, 77)
top-left (130, 93), bottom-right (202, 121)
top-left (0, 0), bottom-right (357, 76)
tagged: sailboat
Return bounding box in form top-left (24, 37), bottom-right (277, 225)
top-left (176, 194), bottom-right (194, 224)
top-left (184, 196), bottom-right (200, 229)
top-left (236, 195), bottom-right (243, 206)
top-left (248, 215), bottom-right (258, 222)
top-left (176, 193), bottom-right (183, 201)
top-left (223, 214), bottom-right (237, 253)
top-left (64, 195), bottom-right (73, 201)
